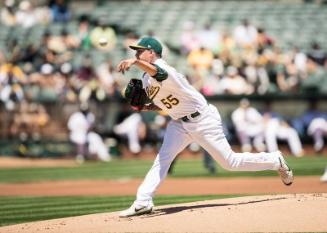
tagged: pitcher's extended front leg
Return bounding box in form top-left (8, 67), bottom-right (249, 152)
top-left (135, 120), bottom-right (192, 205)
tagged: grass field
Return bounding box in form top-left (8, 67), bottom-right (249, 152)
top-left (0, 156), bottom-right (326, 183)
top-left (0, 194), bottom-right (242, 226)
top-left (0, 155), bottom-right (326, 227)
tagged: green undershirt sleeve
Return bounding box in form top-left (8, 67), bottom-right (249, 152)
top-left (151, 64), bottom-right (168, 81)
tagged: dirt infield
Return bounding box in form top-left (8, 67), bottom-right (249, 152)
top-left (1, 194), bottom-right (326, 233)
top-left (0, 176), bottom-right (326, 196)
top-left (0, 157), bottom-right (77, 168)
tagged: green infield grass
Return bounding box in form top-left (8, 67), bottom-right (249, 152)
top-left (0, 156), bottom-right (326, 183)
top-left (0, 194), bottom-right (242, 226)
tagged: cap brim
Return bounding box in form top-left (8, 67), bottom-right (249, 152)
top-left (129, 45), bottom-right (148, 50)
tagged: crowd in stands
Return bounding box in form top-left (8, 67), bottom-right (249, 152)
top-left (1, 0), bottom-right (122, 111)
top-left (182, 19), bottom-right (327, 96)
top-left (0, 0), bottom-right (326, 159)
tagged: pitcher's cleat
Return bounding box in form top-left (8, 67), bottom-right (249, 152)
top-left (119, 203), bottom-right (153, 217)
top-left (278, 152), bottom-right (294, 186)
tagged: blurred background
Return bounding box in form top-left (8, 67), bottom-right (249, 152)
top-left (0, 0), bottom-right (326, 160)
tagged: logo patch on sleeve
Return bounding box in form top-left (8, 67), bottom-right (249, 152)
top-left (146, 86), bottom-right (160, 100)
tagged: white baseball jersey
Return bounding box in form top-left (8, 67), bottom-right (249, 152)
top-left (142, 59), bottom-right (207, 120)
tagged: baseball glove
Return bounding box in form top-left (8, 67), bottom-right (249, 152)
top-left (124, 79), bottom-right (150, 110)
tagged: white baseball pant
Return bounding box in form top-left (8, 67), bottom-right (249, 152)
top-left (113, 113), bottom-right (143, 154)
top-left (307, 118), bottom-right (327, 151)
top-left (135, 105), bottom-right (281, 206)
top-left (265, 118), bottom-right (303, 157)
top-left (87, 132), bottom-right (111, 162)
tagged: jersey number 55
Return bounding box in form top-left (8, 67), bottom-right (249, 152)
top-left (161, 94), bottom-right (179, 109)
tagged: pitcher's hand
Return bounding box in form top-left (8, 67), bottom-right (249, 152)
top-left (117, 59), bottom-right (137, 74)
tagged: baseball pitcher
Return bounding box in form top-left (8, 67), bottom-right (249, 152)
top-left (117, 37), bottom-right (293, 217)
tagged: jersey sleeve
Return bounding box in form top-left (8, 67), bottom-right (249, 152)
top-left (151, 63), bottom-right (168, 81)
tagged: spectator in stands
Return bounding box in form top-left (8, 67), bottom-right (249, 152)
top-left (220, 66), bottom-right (254, 95)
top-left (58, 62), bottom-right (78, 102)
top-left (18, 43), bottom-right (39, 66)
top-left (200, 54), bottom-right (225, 95)
top-left (34, 2), bottom-right (52, 25)
top-left (67, 102), bottom-right (111, 163)
top-left (75, 55), bottom-right (106, 102)
top-left (15, 0), bottom-right (37, 28)
top-left (90, 18), bottom-right (117, 51)
top-left (10, 100), bottom-right (32, 140)
top-left (217, 30), bottom-right (236, 62)
top-left (276, 54), bottom-right (301, 93)
top-left (7, 38), bottom-right (20, 62)
top-left (60, 29), bottom-right (80, 50)
top-left (256, 27), bottom-right (274, 52)
top-left (262, 47), bottom-right (285, 93)
top-left (180, 21), bottom-right (200, 55)
top-left (0, 61), bottom-right (27, 110)
top-left (77, 15), bottom-right (92, 50)
top-left (197, 22), bottom-right (221, 53)
top-left (37, 31), bottom-right (52, 55)
top-left (188, 47), bottom-right (214, 71)
top-left (187, 47), bottom-right (214, 91)
top-left (307, 42), bottom-right (327, 66)
top-left (187, 47), bottom-right (214, 86)
top-left (29, 103), bottom-right (49, 140)
top-left (291, 46), bottom-right (307, 74)
top-left (49, 0), bottom-right (70, 23)
top-left (37, 62), bottom-right (59, 101)
top-left (301, 56), bottom-right (326, 93)
top-left (243, 56), bottom-right (270, 95)
top-left (232, 98), bottom-right (266, 152)
top-left (75, 55), bottom-right (96, 82)
top-left (95, 58), bottom-right (117, 97)
top-left (1, 0), bottom-right (16, 26)
top-left (263, 106), bottom-right (304, 157)
top-left (46, 31), bottom-right (77, 64)
top-left (233, 19), bottom-right (258, 49)
top-left (9, 101), bottom-right (49, 142)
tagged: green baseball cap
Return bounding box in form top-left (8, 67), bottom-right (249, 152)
top-left (129, 37), bottom-right (162, 57)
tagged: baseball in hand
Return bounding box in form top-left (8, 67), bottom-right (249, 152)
top-left (99, 37), bottom-right (108, 46)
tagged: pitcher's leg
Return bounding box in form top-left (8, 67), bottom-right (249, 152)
top-left (135, 120), bottom-right (192, 206)
top-left (200, 135), bottom-right (280, 171)
top-left (189, 107), bottom-right (281, 171)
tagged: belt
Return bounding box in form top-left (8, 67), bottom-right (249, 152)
top-left (180, 111), bottom-right (200, 122)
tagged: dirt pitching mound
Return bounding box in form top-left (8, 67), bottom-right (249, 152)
top-left (1, 193), bottom-right (326, 233)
